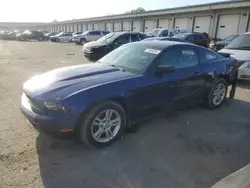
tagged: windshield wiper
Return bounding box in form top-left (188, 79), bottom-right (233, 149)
top-left (110, 64), bottom-right (126, 72)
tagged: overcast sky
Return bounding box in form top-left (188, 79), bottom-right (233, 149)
top-left (0, 0), bottom-right (227, 22)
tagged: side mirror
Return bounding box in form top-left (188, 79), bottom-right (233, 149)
top-left (156, 65), bottom-right (175, 73)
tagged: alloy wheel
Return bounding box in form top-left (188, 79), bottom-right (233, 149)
top-left (91, 109), bottom-right (121, 143)
top-left (212, 83), bottom-right (226, 106)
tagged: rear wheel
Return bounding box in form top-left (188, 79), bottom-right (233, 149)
top-left (79, 101), bottom-right (126, 148)
top-left (207, 78), bottom-right (227, 109)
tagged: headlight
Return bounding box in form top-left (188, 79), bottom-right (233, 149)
top-left (44, 102), bottom-right (66, 112)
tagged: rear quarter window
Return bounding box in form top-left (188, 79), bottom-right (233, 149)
top-left (199, 49), bottom-right (224, 63)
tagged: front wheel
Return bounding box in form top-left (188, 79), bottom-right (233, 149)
top-left (55, 38), bottom-right (59, 42)
top-left (207, 78), bottom-right (228, 109)
top-left (79, 101), bottom-right (126, 148)
top-left (80, 38), bottom-right (87, 45)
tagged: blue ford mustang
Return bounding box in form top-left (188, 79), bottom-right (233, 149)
top-left (20, 41), bottom-right (238, 147)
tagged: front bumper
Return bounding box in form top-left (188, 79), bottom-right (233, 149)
top-left (20, 94), bottom-right (78, 135)
top-left (238, 68), bottom-right (250, 81)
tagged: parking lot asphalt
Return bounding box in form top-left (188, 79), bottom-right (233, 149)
top-left (0, 40), bottom-right (250, 188)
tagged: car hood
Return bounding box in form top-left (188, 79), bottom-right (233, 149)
top-left (219, 49), bottom-right (250, 61)
top-left (215, 41), bottom-right (228, 45)
top-left (23, 63), bottom-right (138, 100)
top-left (50, 35), bottom-right (57, 38)
top-left (84, 41), bottom-right (107, 49)
top-left (73, 34), bottom-right (82, 37)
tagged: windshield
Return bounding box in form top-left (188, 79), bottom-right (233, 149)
top-left (172, 33), bottom-right (187, 39)
top-left (98, 43), bottom-right (160, 74)
top-left (55, 32), bottom-right (64, 36)
top-left (225, 34), bottom-right (250, 50)
top-left (97, 32), bottom-right (116, 44)
top-left (223, 35), bottom-right (238, 42)
top-left (150, 29), bottom-right (160, 36)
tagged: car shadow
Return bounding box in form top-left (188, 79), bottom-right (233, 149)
top-left (36, 99), bottom-right (250, 188)
top-left (237, 80), bottom-right (250, 90)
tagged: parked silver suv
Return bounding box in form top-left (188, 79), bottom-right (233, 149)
top-left (72, 30), bottom-right (110, 45)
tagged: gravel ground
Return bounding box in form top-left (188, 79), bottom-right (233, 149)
top-left (0, 40), bottom-right (250, 188)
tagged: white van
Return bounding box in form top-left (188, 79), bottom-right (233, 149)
top-left (149, 28), bottom-right (191, 37)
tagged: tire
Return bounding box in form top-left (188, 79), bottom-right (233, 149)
top-left (79, 101), bottom-right (126, 148)
top-left (55, 38), bottom-right (59, 42)
top-left (80, 38), bottom-right (87, 45)
top-left (206, 78), bottom-right (228, 109)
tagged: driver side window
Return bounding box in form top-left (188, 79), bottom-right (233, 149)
top-left (114, 34), bottom-right (130, 45)
top-left (158, 48), bottom-right (198, 69)
top-left (161, 30), bottom-right (168, 37)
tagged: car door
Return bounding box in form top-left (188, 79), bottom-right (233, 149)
top-left (65, 33), bottom-right (73, 41)
top-left (91, 31), bottom-right (101, 41)
top-left (59, 33), bottom-right (66, 42)
top-left (128, 46), bottom-right (205, 120)
top-left (154, 46), bottom-right (205, 107)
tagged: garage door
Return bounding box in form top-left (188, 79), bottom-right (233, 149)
top-left (114, 22), bottom-right (122, 31)
top-left (106, 23), bottom-right (113, 32)
top-left (82, 24), bottom-right (87, 32)
top-left (98, 23), bottom-right (105, 30)
top-left (93, 23), bottom-right (98, 30)
top-left (174, 18), bottom-right (188, 29)
top-left (87, 23), bottom-right (93, 30)
top-left (74, 24), bottom-right (77, 32)
top-left (158, 19), bottom-right (169, 28)
top-left (193, 16), bottom-right (211, 33)
top-left (123, 21), bottom-right (131, 31)
top-left (71, 25), bottom-right (74, 32)
top-left (132, 20), bottom-right (141, 32)
top-left (66, 25), bottom-right (70, 32)
top-left (144, 20), bottom-right (155, 33)
top-left (216, 14), bottom-right (240, 39)
top-left (77, 24), bottom-right (81, 32)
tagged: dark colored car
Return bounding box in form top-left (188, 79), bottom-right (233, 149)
top-left (20, 41), bottom-right (238, 147)
top-left (16, 30), bottom-right (45, 41)
top-left (143, 36), bottom-right (190, 43)
top-left (209, 35), bottom-right (239, 51)
top-left (83, 31), bottom-right (147, 61)
top-left (173, 33), bottom-right (208, 47)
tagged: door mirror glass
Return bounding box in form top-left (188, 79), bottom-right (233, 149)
top-left (156, 65), bottom-right (175, 73)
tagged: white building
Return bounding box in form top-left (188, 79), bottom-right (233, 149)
top-left (1, 0), bottom-right (250, 39)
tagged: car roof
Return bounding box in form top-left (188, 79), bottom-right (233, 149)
top-left (111, 31), bottom-right (143, 35)
top-left (138, 40), bottom-right (194, 49)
